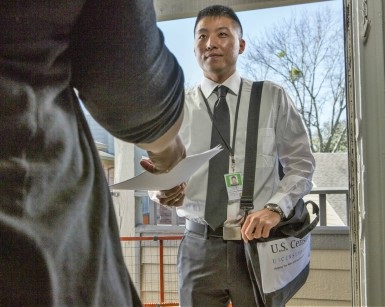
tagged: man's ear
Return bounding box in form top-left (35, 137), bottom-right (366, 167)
top-left (239, 38), bottom-right (246, 54)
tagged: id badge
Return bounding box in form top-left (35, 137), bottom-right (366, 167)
top-left (224, 172), bottom-right (243, 201)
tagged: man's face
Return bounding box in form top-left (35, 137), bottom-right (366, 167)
top-left (194, 16), bottom-right (245, 83)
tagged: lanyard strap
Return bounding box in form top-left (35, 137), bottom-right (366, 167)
top-left (199, 79), bottom-right (243, 168)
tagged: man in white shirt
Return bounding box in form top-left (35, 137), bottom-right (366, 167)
top-left (142, 4), bottom-right (315, 306)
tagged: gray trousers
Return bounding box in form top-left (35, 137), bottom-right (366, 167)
top-left (177, 230), bottom-right (261, 307)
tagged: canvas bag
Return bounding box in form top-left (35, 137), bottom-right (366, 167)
top-left (241, 81), bottom-right (319, 306)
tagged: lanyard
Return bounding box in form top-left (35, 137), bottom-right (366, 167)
top-left (199, 79), bottom-right (243, 172)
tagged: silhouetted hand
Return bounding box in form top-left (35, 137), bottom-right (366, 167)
top-left (140, 135), bottom-right (186, 174)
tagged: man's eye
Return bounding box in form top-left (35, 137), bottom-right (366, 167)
top-left (198, 34), bottom-right (206, 39)
top-left (219, 32), bottom-right (227, 37)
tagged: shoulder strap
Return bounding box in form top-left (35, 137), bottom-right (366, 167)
top-left (240, 82), bottom-right (320, 238)
top-left (240, 81), bottom-right (264, 211)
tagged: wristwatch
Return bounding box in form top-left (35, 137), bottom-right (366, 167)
top-left (264, 203), bottom-right (285, 221)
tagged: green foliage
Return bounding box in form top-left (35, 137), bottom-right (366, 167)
top-left (277, 50), bottom-right (286, 58)
top-left (289, 67), bottom-right (302, 82)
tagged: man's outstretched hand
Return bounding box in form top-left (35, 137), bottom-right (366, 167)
top-left (140, 135), bottom-right (186, 174)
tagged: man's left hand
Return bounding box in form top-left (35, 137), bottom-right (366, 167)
top-left (241, 209), bottom-right (281, 242)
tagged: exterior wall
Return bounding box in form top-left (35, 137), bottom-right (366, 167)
top-left (100, 159), bottom-right (114, 185)
top-left (113, 140), bottom-right (136, 237)
top-left (288, 250), bottom-right (351, 306)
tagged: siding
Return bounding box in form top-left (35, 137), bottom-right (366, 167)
top-left (288, 250), bottom-right (351, 305)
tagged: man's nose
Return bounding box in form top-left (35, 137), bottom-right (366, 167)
top-left (206, 36), bottom-right (216, 50)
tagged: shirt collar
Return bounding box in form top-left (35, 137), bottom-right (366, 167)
top-left (200, 72), bottom-right (241, 99)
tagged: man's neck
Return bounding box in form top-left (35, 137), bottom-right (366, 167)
top-left (204, 70), bottom-right (236, 84)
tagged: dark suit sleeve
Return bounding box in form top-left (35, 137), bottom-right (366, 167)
top-left (70, 0), bottom-right (184, 143)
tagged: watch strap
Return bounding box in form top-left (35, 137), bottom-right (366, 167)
top-left (264, 203), bottom-right (284, 220)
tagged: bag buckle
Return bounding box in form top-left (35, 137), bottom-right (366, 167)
top-left (240, 197), bottom-right (254, 212)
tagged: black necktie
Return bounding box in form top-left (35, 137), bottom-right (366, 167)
top-left (205, 86), bottom-right (230, 230)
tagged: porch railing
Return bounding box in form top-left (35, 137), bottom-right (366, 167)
top-left (140, 187), bottom-right (350, 227)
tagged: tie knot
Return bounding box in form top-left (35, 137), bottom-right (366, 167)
top-left (217, 86), bottom-right (228, 99)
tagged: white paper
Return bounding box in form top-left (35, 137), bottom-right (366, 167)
top-left (110, 145), bottom-right (222, 191)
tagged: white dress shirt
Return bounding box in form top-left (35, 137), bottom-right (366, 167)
top-left (176, 72), bottom-right (315, 225)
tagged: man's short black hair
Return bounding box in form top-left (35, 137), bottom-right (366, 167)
top-left (194, 5), bottom-right (243, 38)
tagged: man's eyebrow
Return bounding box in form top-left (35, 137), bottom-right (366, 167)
top-left (195, 27), bottom-right (208, 34)
top-left (196, 26), bottom-right (230, 34)
top-left (216, 26), bottom-right (230, 32)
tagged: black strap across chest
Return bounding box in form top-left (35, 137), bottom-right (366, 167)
top-left (240, 81), bottom-right (264, 211)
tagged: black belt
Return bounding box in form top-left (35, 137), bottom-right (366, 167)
top-left (185, 220), bottom-right (223, 238)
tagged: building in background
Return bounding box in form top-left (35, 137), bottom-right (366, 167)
top-left (85, 113), bottom-right (115, 185)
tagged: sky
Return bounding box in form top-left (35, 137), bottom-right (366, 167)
top-left (157, 0), bottom-right (343, 87)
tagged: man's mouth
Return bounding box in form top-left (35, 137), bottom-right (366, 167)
top-left (205, 53), bottom-right (222, 59)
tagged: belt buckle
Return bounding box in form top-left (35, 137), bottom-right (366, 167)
top-left (223, 224), bottom-right (242, 240)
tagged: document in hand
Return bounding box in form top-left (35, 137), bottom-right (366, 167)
top-left (110, 145), bottom-right (222, 191)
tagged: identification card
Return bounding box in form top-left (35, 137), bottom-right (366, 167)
top-left (224, 172), bottom-right (243, 201)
